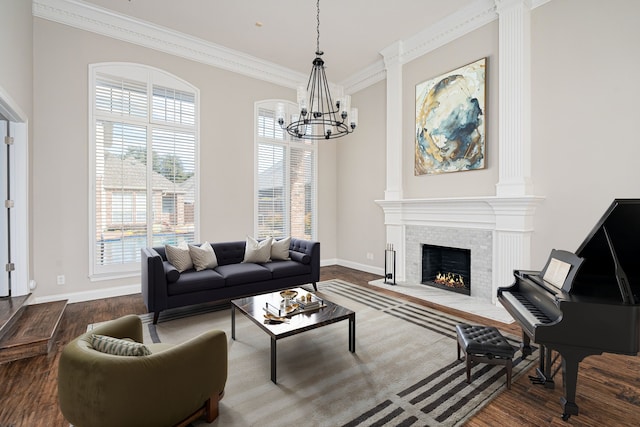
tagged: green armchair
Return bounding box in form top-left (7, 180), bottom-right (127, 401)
top-left (58, 314), bottom-right (227, 427)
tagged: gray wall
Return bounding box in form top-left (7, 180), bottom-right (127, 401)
top-left (30, 18), bottom-right (338, 298)
top-left (334, 0), bottom-right (640, 274)
top-left (3, 0), bottom-right (640, 299)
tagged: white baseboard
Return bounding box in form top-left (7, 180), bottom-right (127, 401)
top-left (335, 259), bottom-right (385, 277)
top-left (33, 284), bottom-right (141, 304)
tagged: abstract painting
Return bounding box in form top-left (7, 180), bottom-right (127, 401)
top-left (415, 58), bottom-right (486, 175)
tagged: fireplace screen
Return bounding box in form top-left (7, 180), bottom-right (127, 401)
top-left (422, 244), bottom-right (471, 295)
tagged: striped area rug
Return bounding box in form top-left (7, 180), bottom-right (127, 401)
top-left (142, 279), bottom-right (537, 426)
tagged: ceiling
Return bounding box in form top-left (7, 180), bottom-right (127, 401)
top-left (80, 0), bottom-right (477, 83)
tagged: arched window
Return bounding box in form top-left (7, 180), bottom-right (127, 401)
top-left (90, 63), bottom-right (199, 279)
top-left (255, 100), bottom-right (317, 240)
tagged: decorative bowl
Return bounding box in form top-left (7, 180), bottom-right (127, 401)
top-left (280, 289), bottom-right (298, 299)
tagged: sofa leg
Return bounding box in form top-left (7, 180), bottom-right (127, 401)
top-left (153, 311), bottom-right (160, 324)
top-left (312, 282), bottom-right (317, 291)
top-left (205, 391), bottom-right (223, 422)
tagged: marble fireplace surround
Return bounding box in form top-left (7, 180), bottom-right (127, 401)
top-left (375, 196), bottom-right (544, 305)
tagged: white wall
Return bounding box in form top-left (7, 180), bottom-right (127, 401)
top-left (31, 18), bottom-right (338, 300)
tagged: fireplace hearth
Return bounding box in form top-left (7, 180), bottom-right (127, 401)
top-left (422, 244), bottom-right (471, 296)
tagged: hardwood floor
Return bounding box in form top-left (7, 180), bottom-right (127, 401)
top-left (1, 265), bottom-right (638, 426)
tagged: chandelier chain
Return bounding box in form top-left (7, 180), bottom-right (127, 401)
top-left (316, 0), bottom-right (320, 54)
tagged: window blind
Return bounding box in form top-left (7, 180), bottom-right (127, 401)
top-left (91, 66), bottom-right (198, 277)
top-left (256, 101), bottom-right (317, 240)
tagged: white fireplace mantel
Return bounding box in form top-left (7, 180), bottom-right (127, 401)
top-left (375, 196), bottom-right (544, 304)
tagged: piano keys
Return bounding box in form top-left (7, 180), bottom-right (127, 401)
top-left (497, 199), bottom-right (640, 420)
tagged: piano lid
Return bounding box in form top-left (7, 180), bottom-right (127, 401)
top-left (572, 199), bottom-right (640, 303)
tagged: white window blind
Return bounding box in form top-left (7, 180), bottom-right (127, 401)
top-left (91, 64), bottom-right (199, 278)
top-left (255, 101), bottom-right (317, 240)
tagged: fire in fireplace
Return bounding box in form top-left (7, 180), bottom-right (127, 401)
top-left (422, 244), bottom-right (471, 295)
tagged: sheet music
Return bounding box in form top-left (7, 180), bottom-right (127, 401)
top-left (543, 258), bottom-right (572, 290)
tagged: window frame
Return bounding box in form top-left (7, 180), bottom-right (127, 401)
top-left (89, 63), bottom-right (200, 280)
top-left (254, 100), bottom-right (318, 241)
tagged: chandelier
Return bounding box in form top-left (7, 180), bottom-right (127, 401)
top-left (277, 0), bottom-right (358, 140)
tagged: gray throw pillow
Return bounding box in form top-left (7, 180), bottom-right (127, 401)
top-left (165, 242), bottom-right (193, 272)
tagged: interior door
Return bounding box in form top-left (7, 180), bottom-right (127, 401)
top-left (0, 117), bottom-right (9, 296)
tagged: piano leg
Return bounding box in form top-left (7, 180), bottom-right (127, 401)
top-left (520, 330), bottom-right (532, 357)
top-left (556, 347), bottom-right (601, 421)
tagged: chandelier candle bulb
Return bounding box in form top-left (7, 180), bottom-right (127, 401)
top-left (350, 108), bottom-right (358, 128)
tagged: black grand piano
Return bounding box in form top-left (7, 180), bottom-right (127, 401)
top-left (498, 199), bottom-right (640, 420)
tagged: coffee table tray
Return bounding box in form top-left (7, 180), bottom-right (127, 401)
top-left (264, 298), bottom-right (326, 318)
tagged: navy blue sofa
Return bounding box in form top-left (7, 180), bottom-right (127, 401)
top-left (141, 238), bottom-right (320, 323)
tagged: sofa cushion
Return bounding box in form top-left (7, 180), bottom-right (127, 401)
top-left (189, 241), bottom-right (218, 271)
top-left (90, 334), bottom-right (151, 357)
top-left (260, 260), bottom-right (311, 279)
top-left (165, 242), bottom-right (193, 272)
top-left (271, 237), bottom-right (291, 260)
top-left (289, 251), bottom-right (311, 265)
top-left (215, 263), bottom-right (272, 286)
top-left (167, 269), bottom-right (226, 296)
top-left (243, 236), bottom-right (273, 263)
top-left (163, 261), bottom-right (180, 283)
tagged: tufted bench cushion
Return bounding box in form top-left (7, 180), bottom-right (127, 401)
top-left (456, 323), bottom-right (515, 389)
top-left (456, 324), bottom-right (515, 359)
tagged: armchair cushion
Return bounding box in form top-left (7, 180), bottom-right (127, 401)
top-left (90, 334), bottom-right (151, 356)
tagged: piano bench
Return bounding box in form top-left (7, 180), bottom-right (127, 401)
top-left (455, 324), bottom-right (516, 389)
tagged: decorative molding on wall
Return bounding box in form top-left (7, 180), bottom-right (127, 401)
top-left (32, 0), bottom-right (308, 89)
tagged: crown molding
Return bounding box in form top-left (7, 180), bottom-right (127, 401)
top-left (32, 0), bottom-right (307, 89)
top-left (401, 0), bottom-right (498, 66)
top-left (32, 0), bottom-right (554, 94)
top-left (340, 60), bottom-right (386, 95)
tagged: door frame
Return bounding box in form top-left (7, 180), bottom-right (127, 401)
top-left (0, 85), bottom-right (30, 297)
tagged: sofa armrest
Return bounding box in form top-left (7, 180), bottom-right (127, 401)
top-left (289, 238), bottom-right (320, 283)
top-left (141, 247), bottom-right (168, 314)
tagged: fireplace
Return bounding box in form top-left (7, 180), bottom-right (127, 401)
top-left (422, 244), bottom-right (471, 295)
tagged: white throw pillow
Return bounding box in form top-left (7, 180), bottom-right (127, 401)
top-left (271, 237), bottom-right (291, 261)
top-left (165, 242), bottom-right (193, 272)
top-left (243, 236), bottom-right (273, 263)
top-left (189, 241), bottom-right (218, 271)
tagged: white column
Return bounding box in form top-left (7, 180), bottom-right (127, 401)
top-left (379, 41), bottom-right (406, 281)
top-left (380, 41), bottom-right (404, 201)
top-left (495, 0), bottom-right (533, 197)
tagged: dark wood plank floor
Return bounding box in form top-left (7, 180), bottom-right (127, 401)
top-left (1, 265), bottom-right (638, 426)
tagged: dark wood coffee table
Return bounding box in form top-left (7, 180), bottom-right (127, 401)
top-left (231, 287), bottom-right (355, 383)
